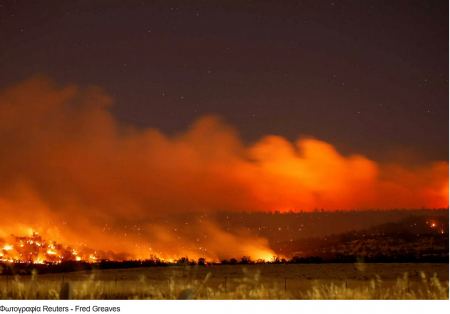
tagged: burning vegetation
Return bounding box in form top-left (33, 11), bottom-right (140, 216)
top-left (0, 77), bottom-right (448, 262)
top-left (0, 233), bottom-right (96, 264)
top-left (0, 211), bottom-right (447, 267)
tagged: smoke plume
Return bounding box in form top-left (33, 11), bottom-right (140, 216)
top-left (0, 76), bottom-right (447, 260)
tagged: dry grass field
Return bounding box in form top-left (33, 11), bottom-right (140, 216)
top-left (0, 263), bottom-right (448, 300)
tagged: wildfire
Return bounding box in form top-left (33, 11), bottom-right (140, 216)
top-left (0, 77), bottom-right (448, 265)
top-left (0, 233), bottom-right (92, 264)
top-left (0, 232), bottom-right (278, 265)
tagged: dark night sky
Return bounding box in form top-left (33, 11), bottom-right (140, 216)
top-left (0, 0), bottom-right (448, 163)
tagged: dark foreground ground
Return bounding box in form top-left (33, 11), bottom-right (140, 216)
top-left (0, 263), bottom-right (448, 299)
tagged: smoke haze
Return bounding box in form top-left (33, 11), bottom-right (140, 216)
top-left (0, 76), bottom-right (447, 260)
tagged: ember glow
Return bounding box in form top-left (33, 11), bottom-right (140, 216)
top-left (0, 77), bottom-right (448, 262)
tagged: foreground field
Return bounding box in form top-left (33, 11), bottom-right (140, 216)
top-left (0, 263), bottom-right (448, 299)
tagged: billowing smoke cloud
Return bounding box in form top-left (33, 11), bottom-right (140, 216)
top-left (0, 76), bottom-right (447, 260)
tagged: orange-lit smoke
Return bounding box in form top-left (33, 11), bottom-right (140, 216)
top-left (0, 76), bottom-right (447, 261)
